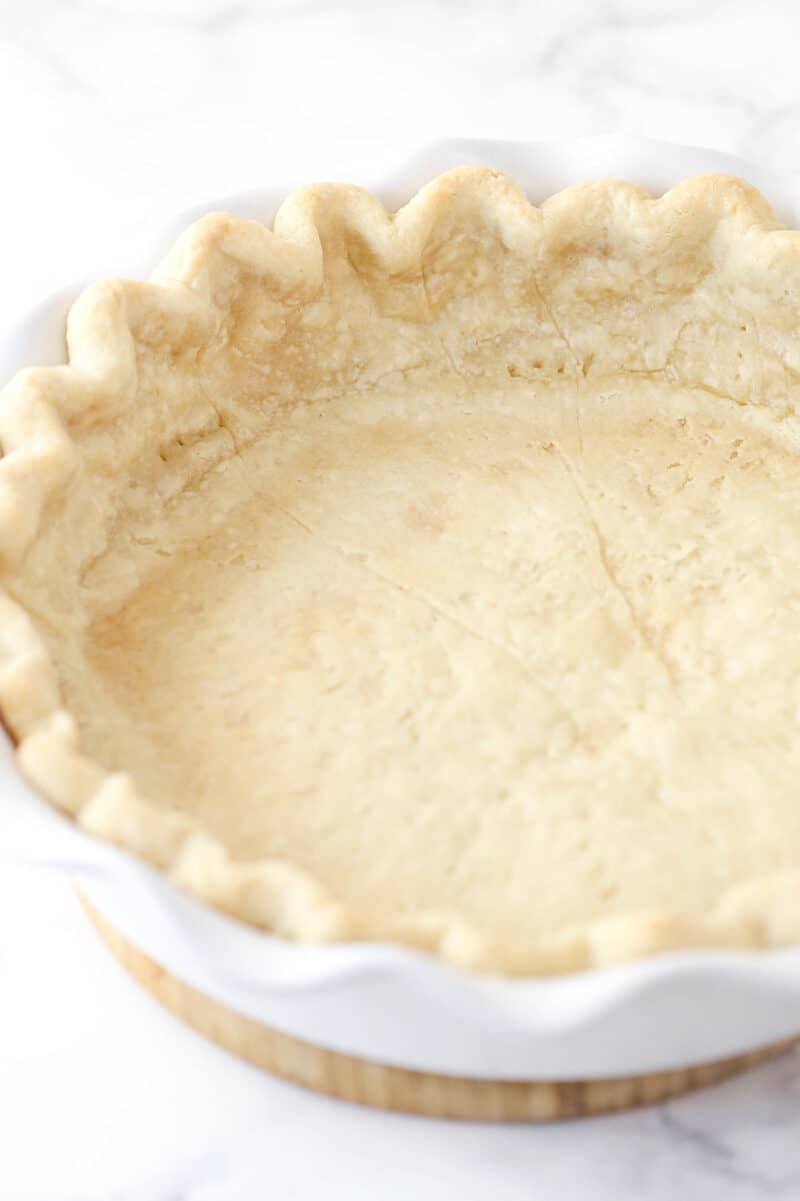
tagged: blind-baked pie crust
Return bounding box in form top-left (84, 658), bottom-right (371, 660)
top-left (2, 167), bottom-right (800, 975)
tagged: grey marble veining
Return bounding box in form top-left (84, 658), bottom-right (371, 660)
top-left (2, 2), bottom-right (800, 1198)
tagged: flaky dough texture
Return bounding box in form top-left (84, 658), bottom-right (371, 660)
top-left (2, 167), bottom-right (800, 975)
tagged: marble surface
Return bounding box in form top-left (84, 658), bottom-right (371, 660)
top-left (3, 1), bottom-right (800, 1197)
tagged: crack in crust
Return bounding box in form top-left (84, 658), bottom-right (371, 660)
top-left (551, 441), bottom-right (678, 688)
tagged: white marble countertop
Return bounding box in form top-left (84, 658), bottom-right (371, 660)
top-left (3, 1), bottom-right (800, 1197)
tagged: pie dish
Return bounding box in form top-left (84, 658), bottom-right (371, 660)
top-left (3, 164), bottom-right (800, 978)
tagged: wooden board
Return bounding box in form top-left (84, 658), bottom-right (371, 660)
top-left (80, 896), bottom-right (796, 1122)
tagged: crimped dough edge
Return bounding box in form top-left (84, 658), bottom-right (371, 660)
top-left (1, 165), bottom-right (799, 977)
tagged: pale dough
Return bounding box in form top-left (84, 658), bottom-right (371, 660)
top-left (3, 168), bottom-right (800, 973)
top-left (60, 376), bottom-right (800, 942)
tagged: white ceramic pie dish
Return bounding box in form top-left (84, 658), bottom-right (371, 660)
top-left (4, 135), bottom-right (800, 1082)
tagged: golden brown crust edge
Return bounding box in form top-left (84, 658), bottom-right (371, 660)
top-left (1, 166), bottom-right (800, 976)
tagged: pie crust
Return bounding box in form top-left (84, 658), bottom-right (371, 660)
top-left (2, 167), bottom-right (800, 976)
